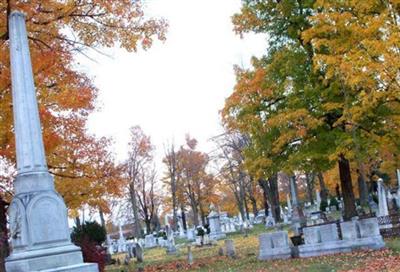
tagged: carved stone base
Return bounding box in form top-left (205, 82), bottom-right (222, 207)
top-left (6, 173), bottom-right (98, 272)
top-left (6, 244), bottom-right (98, 272)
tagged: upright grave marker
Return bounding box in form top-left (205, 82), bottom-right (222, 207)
top-left (6, 11), bottom-right (98, 271)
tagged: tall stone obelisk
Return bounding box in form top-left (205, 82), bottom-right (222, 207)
top-left (6, 11), bottom-right (98, 272)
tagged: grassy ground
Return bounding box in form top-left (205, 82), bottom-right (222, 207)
top-left (105, 224), bottom-right (400, 272)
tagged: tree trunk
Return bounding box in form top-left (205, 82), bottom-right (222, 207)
top-left (357, 165), bottom-right (369, 207)
top-left (170, 174), bottom-right (178, 231)
top-left (75, 216), bottom-right (81, 228)
top-left (232, 185), bottom-right (246, 221)
top-left (268, 174), bottom-right (281, 222)
top-left (249, 195), bottom-right (258, 217)
top-left (258, 179), bottom-right (269, 219)
top-left (247, 179), bottom-right (258, 216)
top-left (244, 194), bottom-right (250, 220)
top-left (0, 199), bottom-right (9, 272)
top-left (129, 183), bottom-right (142, 238)
top-left (180, 204), bottom-right (187, 230)
top-left (199, 201), bottom-right (206, 226)
top-left (317, 172), bottom-right (329, 203)
top-left (99, 208), bottom-right (106, 229)
top-left (189, 197), bottom-right (200, 226)
top-left (144, 219), bottom-right (151, 234)
top-left (305, 173), bottom-right (315, 205)
top-left (338, 154), bottom-right (357, 220)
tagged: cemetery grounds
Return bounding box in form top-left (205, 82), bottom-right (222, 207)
top-left (105, 224), bottom-right (400, 272)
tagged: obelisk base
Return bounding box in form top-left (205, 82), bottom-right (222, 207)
top-left (6, 244), bottom-right (98, 272)
top-left (5, 173), bottom-right (98, 272)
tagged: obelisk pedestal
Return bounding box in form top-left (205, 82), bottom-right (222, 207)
top-left (5, 11), bottom-right (98, 272)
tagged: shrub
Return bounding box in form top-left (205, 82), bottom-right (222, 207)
top-left (156, 230), bottom-right (167, 240)
top-left (78, 237), bottom-right (107, 272)
top-left (196, 227), bottom-right (205, 237)
top-left (71, 221), bottom-right (106, 245)
top-left (329, 197), bottom-right (339, 210)
top-left (71, 221), bottom-right (107, 271)
top-left (320, 200), bottom-right (328, 212)
top-left (204, 224), bottom-right (210, 234)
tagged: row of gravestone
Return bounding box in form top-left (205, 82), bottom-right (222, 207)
top-left (259, 217), bottom-right (384, 260)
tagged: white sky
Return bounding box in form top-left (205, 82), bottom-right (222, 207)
top-left (79, 0), bottom-right (267, 167)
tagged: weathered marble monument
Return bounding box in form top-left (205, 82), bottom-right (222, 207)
top-left (5, 11), bottom-right (98, 271)
top-left (258, 231), bottom-right (292, 260)
top-left (207, 211), bottom-right (226, 240)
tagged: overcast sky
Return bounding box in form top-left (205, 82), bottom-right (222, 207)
top-left (78, 0), bottom-right (267, 167)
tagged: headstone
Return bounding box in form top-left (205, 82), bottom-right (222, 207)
top-left (265, 215), bottom-right (276, 227)
top-left (123, 255), bottom-right (130, 266)
top-left (397, 169), bottom-right (400, 190)
top-left (118, 223), bottom-right (126, 252)
top-left (299, 223), bottom-right (350, 257)
top-left (225, 239), bottom-right (236, 258)
top-left (136, 243), bottom-right (144, 263)
top-left (316, 190), bottom-right (321, 209)
top-left (187, 228), bottom-right (195, 241)
top-left (178, 217), bottom-right (185, 238)
top-left (378, 179), bottom-right (389, 216)
top-left (207, 211), bottom-right (226, 240)
top-left (127, 243), bottom-right (136, 258)
top-left (166, 227), bottom-right (177, 255)
top-left (187, 246), bottom-right (193, 265)
top-left (341, 218), bottom-right (385, 249)
top-left (287, 194), bottom-right (292, 213)
top-left (283, 213), bottom-right (289, 224)
top-left (106, 234), bottom-right (114, 255)
top-left (5, 11), bottom-right (98, 272)
top-left (258, 231), bottom-right (291, 260)
top-left (289, 176), bottom-right (306, 235)
top-left (144, 234), bottom-right (156, 248)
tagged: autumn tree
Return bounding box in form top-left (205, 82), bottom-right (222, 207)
top-left (162, 141), bottom-right (179, 231)
top-left (302, 0), bottom-right (400, 210)
top-left (124, 126), bottom-right (154, 237)
top-left (212, 130), bottom-right (256, 221)
top-left (136, 166), bottom-right (160, 233)
top-left (174, 136), bottom-right (219, 226)
top-left (225, 0), bottom-right (400, 220)
top-left (0, 2), bottom-right (167, 260)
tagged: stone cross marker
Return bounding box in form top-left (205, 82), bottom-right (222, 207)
top-left (5, 11), bottom-right (98, 272)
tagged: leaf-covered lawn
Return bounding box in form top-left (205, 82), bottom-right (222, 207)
top-left (106, 228), bottom-right (400, 272)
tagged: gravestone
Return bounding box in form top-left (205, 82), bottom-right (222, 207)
top-left (340, 218), bottom-right (384, 250)
top-left (287, 193), bottom-right (292, 213)
top-left (165, 227), bottom-right (177, 255)
top-left (316, 191), bottom-right (321, 209)
top-left (299, 223), bottom-right (351, 257)
top-left (378, 179), bottom-right (389, 216)
top-left (265, 214), bottom-right (276, 227)
top-left (127, 243), bottom-right (136, 258)
top-left (5, 11), bottom-right (98, 272)
top-left (187, 228), bottom-right (195, 241)
top-left (144, 234), bottom-right (156, 248)
top-left (178, 218), bottom-right (185, 238)
top-left (258, 231), bottom-right (291, 260)
top-left (106, 234), bottom-right (114, 255)
top-left (208, 211), bottom-right (226, 240)
top-left (187, 246), bottom-right (193, 265)
top-left (118, 224), bottom-right (126, 252)
top-left (136, 243), bottom-right (144, 263)
top-left (289, 176), bottom-right (306, 235)
top-left (225, 239), bottom-right (236, 258)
